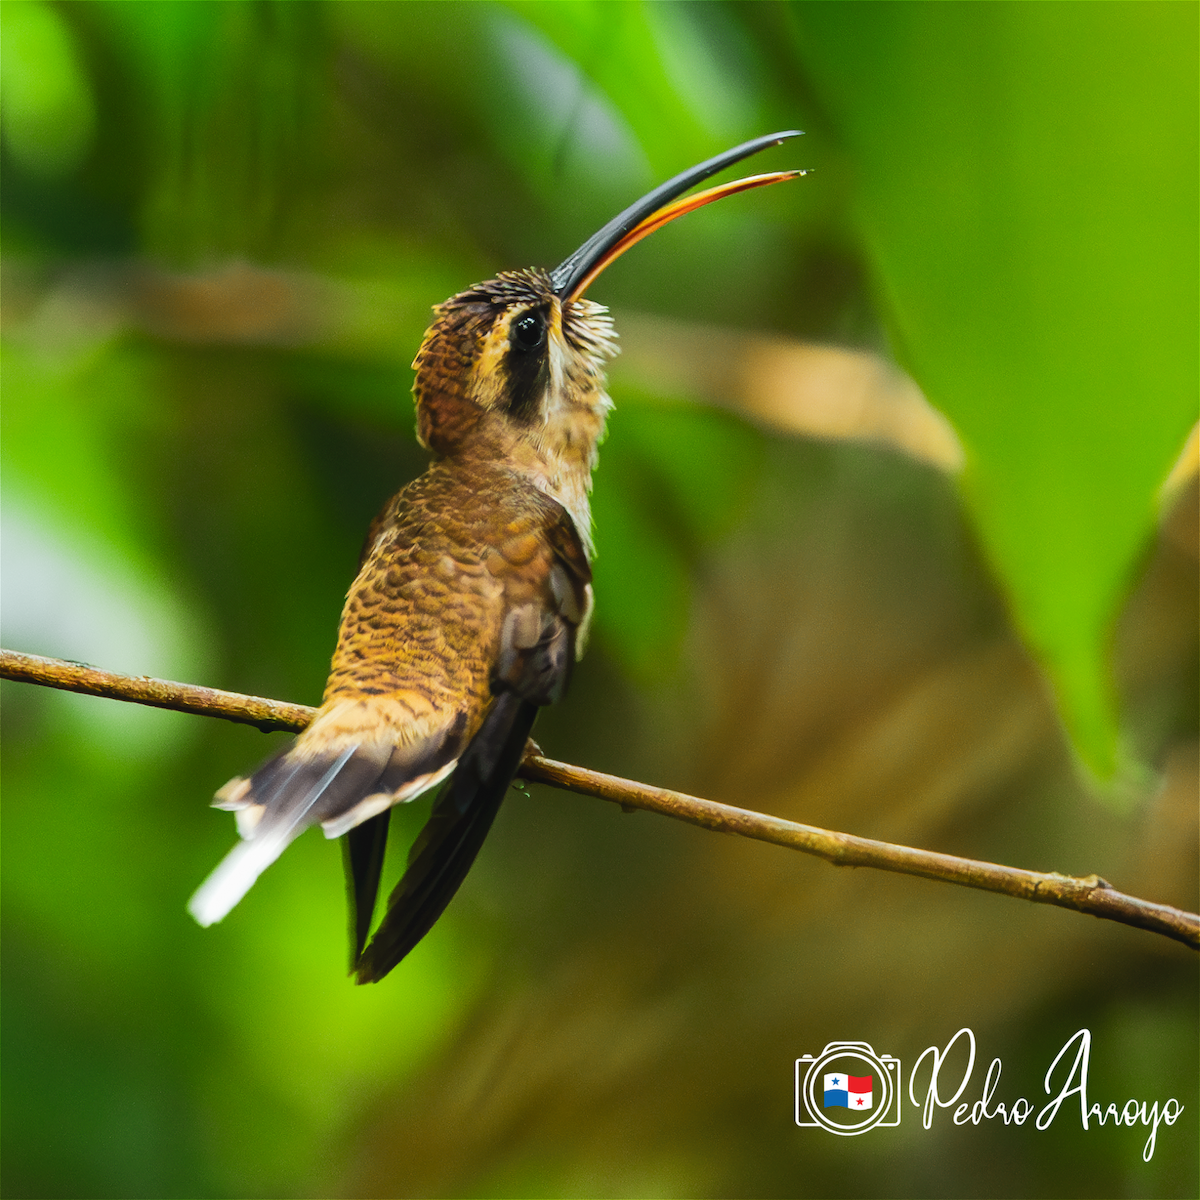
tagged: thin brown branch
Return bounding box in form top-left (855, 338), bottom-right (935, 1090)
top-left (0, 649), bottom-right (314, 733)
top-left (520, 757), bottom-right (1199, 949)
top-left (3, 646), bottom-right (1197, 951)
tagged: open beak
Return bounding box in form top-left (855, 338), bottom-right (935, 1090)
top-left (550, 130), bottom-right (805, 304)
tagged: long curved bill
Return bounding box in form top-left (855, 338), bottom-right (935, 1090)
top-left (550, 130), bottom-right (804, 304)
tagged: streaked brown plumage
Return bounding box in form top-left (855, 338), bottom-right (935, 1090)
top-left (188, 133), bottom-right (802, 982)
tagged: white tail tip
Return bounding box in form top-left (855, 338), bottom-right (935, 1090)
top-left (187, 832), bottom-right (292, 927)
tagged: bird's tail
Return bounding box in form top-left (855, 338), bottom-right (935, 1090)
top-left (354, 691), bottom-right (537, 983)
top-left (188, 701), bottom-right (463, 928)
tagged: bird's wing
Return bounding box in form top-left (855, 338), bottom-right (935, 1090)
top-left (352, 692), bottom-right (537, 982)
top-left (353, 504), bottom-right (592, 983)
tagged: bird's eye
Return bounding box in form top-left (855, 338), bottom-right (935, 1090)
top-left (511, 311), bottom-right (546, 353)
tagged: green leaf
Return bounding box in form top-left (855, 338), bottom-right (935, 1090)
top-left (794, 2), bottom-right (1199, 780)
top-left (0, 0), bottom-right (96, 179)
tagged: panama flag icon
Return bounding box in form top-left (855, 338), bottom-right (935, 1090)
top-left (823, 1073), bottom-right (873, 1110)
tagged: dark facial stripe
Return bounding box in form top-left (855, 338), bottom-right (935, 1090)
top-left (503, 306), bottom-right (550, 422)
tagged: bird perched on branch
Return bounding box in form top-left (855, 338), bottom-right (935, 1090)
top-left (188, 132), bottom-right (804, 982)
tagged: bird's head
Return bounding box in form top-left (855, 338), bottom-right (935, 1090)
top-left (412, 266), bottom-right (616, 464)
top-left (411, 132), bottom-right (803, 548)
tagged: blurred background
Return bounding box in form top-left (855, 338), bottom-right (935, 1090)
top-left (1, 3), bottom-right (1196, 1197)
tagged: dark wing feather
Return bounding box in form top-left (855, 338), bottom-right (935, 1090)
top-left (354, 692), bottom-right (537, 983)
top-left (344, 810), bottom-right (391, 965)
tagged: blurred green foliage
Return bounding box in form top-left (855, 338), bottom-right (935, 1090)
top-left (793, 1), bottom-right (1198, 780)
top-left (1, 3), bottom-right (1196, 1198)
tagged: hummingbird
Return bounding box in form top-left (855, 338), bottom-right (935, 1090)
top-left (188, 131), bottom-right (803, 982)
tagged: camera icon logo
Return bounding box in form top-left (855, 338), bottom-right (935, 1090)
top-left (795, 1042), bottom-right (902, 1135)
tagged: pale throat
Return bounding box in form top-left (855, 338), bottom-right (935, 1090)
top-left (510, 382), bottom-right (609, 560)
